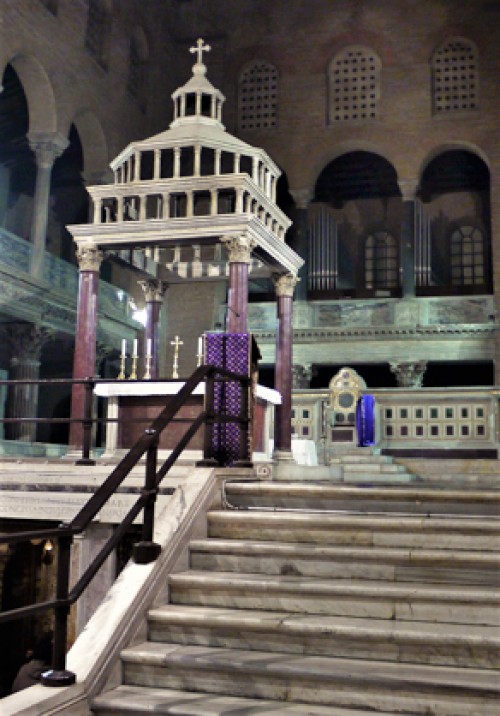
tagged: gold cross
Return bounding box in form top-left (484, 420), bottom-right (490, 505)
top-left (190, 38), bottom-right (211, 64)
top-left (170, 335), bottom-right (184, 379)
top-left (170, 335), bottom-right (184, 351)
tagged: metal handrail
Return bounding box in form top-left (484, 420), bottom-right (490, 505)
top-left (0, 364), bottom-right (251, 687)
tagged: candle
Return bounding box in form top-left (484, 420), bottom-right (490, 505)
top-left (133, 338), bottom-right (138, 357)
top-left (121, 339), bottom-right (126, 357)
top-left (198, 336), bottom-right (203, 355)
top-left (147, 338), bottom-right (152, 356)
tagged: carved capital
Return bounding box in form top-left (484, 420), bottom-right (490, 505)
top-left (28, 132), bottom-right (69, 170)
top-left (220, 234), bottom-right (256, 264)
top-left (273, 272), bottom-right (299, 298)
top-left (398, 179), bottom-right (419, 202)
top-left (138, 279), bottom-right (168, 303)
top-left (292, 363), bottom-right (312, 389)
top-left (76, 245), bottom-right (104, 272)
top-left (390, 360), bottom-right (428, 388)
top-left (3, 324), bottom-right (54, 362)
top-left (289, 187), bottom-right (313, 210)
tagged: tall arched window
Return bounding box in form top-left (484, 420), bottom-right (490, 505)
top-left (365, 231), bottom-right (399, 289)
top-left (450, 225), bottom-right (485, 286)
top-left (128, 28), bottom-right (149, 110)
top-left (431, 38), bottom-right (478, 115)
top-left (85, 0), bottom-right (113, 70)
top-left (238, 61), bottom-right (278, 130)
top-left (328, 46), bottom-right (381, 123)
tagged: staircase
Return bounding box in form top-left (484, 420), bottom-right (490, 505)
top-left (92, 456), bottom-right (500, 716)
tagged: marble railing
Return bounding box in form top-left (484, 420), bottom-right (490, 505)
top-left (291, 387), bottom-right (498, 455)
top-left (0, 228), bottom-right (133, 321)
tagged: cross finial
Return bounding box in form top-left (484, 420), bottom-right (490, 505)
top-left (190, 38), bottom-right (211, 65)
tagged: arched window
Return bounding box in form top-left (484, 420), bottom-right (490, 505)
top-left (450, 225), bottom-right (485, 286)
top-left (365, 231), bottom-right (399, 289)
top-left (431, 38), bottom-right (478, 115)
top-left (238, 61), bottom-right (278, 130)
top-left (328, 46), bottom-right (381, 123)
top-left (85, 0), bottom-right (113, 70)
top-left (128, 28), bottom-right (149, 110)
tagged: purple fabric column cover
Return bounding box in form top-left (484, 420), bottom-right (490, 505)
top-left (205, 332), bottom-right (250, 466)
top-left (356, 394), bottom-right (376, 447)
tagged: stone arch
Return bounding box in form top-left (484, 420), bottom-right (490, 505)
top-left (7, 53), bottom-right (57, 133)
top-left (418, 141), bottom-right (490, 179)
top-left (71, 109), bottom-right (109, 180)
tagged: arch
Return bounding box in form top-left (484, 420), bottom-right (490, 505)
top-left (314, 150), bottom-right (400, 202)
top-left (418, 141), bottom-right (490, 180)
top-left (71, 109), bottom-right (109, 179)
top-left (7, 53), bottom-right (57, 133)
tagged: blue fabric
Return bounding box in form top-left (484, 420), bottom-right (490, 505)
top-left (356, 394), bottom-right (376, 446)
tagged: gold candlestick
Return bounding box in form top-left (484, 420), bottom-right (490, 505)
top-left (129, 354), bottom-right (138, 380)
top-left (117, 353), bottom-right (126, 380)
top-left (143, 352), bottom-right (152, 380)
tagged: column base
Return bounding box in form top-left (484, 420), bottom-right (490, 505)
top-left (272, 449), bottom-right (295, 463)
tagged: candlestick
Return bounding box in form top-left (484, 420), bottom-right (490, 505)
top-left (144, 338), bottom-right (153, 380)
top-left (133, 338), bottom-right (138, 357)
top-left (121, 339), bottom-right (127, 357)
top-left (196, 335), bottom-right (203, 367)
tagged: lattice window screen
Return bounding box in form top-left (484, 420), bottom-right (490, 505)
top-left (329, 46), bottom-right (381, 123)
top-left (238, 62), bottom-right (278, 130)
top-left (431, 38), bottom-right (478, 114)
top-left (451, 225), bottom-right (485, 286)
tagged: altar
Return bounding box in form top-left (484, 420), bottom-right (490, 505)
top-left (94, 381), bottom-right (280, 462)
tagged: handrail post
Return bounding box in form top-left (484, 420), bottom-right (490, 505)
top-left (197, 368), bottom-right (219, 466)
top-left (76, 378), bottom-right (96, 465)
top-left (41, 532), bottom-right (76, 687)
top-left (234, 377), bottom-right (253, 467)
top-left (133, 429), bottom-right (161, 564)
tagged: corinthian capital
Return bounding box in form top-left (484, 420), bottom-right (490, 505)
top-left (3, 324), bottom-right (54, 363)
top-left (220, 234), bottom-right (257, 264)
top-left (28, 131), bottom-right (69, 170)
top-left (273, 272), bottom-right (299, 298)
top-left (138, 279), bottom-right (169, 302)
top-left (76, 245), bottom-right (104, 272)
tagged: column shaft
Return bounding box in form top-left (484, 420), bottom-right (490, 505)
top-left (273, 273), bottom-right (297, 460)
top-left (401, 199), bottom-right (416, 298)
top-left (227, 262), bottom-right (249, 333)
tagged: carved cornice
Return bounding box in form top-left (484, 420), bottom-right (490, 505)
top-left (76, 245), bottom-right (104, 272)
top-left (138, 279), bottom-right (169, 303)
top-left (220, 234), bottom-right (257, 264)
top-left (252, 324), bottom-right (496, 341)
top-left (273, 272), bottom-right (299, 298)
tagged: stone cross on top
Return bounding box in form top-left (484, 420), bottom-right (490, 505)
top-left (190, 38), bottom-right (211, 65)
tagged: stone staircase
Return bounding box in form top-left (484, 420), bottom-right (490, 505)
top-left (91, 459), bottom-right (500, 716)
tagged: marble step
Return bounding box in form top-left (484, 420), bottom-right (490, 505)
top-left (189, 538), bottom-right (500, 585)
top-left (148, 604), bottom-right (500, 668)
top-left (342, 463), bottom-right (407, 472)
top-left (207, 510), bottom-right (500, 550)
top-left (91, 684), bottom-right (406, 716)
top-left (329, 454), bottom-right (395, 464)
top-left (169, 571), bottom-right (500, 625)
top-left (223, 482), bottom-right (500, 515)
top-left (119, 642), bottom-right (500, 716)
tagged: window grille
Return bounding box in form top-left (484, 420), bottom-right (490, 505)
top-left (329, 46), bottom-right (381, 123)
top-left (431, 38), bottom-right (478, 114)
top-left (238, 61), bottom-right (278, 130)
top-left (450, 225), bottom-right (484, 286)
top-left (365, 231), bottom-right (398, 288)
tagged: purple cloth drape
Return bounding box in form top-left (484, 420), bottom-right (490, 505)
top-left (356, 394), bottom-right (376, 446)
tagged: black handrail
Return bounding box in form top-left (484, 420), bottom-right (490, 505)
top-left (0, 364), bottom-right (251, 687)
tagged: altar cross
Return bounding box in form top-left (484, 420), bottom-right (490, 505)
top-left (170, 335), bottom-right (184, 379)
top-left (190, 38), bottom-right (211, 65)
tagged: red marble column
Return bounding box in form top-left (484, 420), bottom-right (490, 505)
top-left (221, 234), bottom-right (256, 333)
top-left (69, 246), bottom-right (103, 448)
top-left (139, 279), bottom-right (168, 379)
top-left (273, 273), bottom-right (298, 460)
